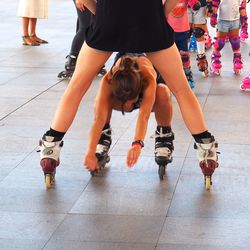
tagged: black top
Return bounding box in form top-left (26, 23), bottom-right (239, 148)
top-left (86, 0), bottom-right (174, 53)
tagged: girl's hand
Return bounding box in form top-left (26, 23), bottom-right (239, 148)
top-left (126, 145), bottom-right (142, 168)
top-left (75, 0), bottom-right (85, 11)
top-left (84, 152), bottom-right (99, 172)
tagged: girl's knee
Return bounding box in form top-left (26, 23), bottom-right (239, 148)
top-left (156, 84), bottom-right (171, 103)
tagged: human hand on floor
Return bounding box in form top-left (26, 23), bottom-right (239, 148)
top-left (126, 145), bottom-right (142, 168)
top-left (84, 152), bottom-right (99, 172)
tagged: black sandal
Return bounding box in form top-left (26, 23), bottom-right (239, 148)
top-left (30, 34), bottom-right (48, 44)
top-left (22, 35), bottom-right (40, 46)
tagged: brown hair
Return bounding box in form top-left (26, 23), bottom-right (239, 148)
top-left (110, 56), bottom-right (143, 104)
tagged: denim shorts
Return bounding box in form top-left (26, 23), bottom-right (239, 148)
top-left (217, 19), bottom-right (240, 32)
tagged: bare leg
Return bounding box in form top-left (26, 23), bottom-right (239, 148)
top-left (51, 43), bottom-right (112, 132)
top-left (147, 44), bottom-right (207, 134)
top-left (152, 84), bottom-right (172, 127)
top-left (21, 17), bottom-right (36, 45)
top-left (30, 18), bottom-right (48, 43)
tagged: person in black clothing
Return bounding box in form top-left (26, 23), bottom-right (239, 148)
top-left (58, 0), bottom-right (106, 79)
top-left (39, 0), bottom-right (218, 190)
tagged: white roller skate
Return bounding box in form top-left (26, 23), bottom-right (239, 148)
top-left (39, 135), bottom-right (63, 188)
top-left (194, 137), bottom-right (219, 190)
top-left (92, 126), bottom-right (112, 176)
top-left (241, 75), bottom-right (250, 91)
top-left (154, 126), bottom-right (174, 180)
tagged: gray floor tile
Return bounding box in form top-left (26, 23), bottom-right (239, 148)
top-left (44, 240), bottom-right (155, 250)
top-left (158, 217), bottom-right (250, 247)
top-left (52, 214), bottom-right (164, 243)
top-left (156, 244), bottom-right (248, 250)
top-left (0, 239), bottom-right (46, 250)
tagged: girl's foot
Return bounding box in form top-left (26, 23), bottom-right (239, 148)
top-left (22, 35), bottom-right (40, 46)
top-left (30, 34), bottom-right (48, 44)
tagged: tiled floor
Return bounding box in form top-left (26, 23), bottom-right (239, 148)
top-left (1, 1), bottom-right (250, 249)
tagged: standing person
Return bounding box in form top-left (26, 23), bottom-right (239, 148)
top-left (168, 0), bottom-right (196, 89)
top-left (84, 53), bottom-right (175, 180)
top-left (210, 0), bottom-right (245, 75)
top-left (58, 0), bottom-right (106, 79)
top-left (188, 0), bottom-right (210, 77)
top-left (17, 0), bottom-right (48, 46)
top-left (39, 0), bottom-right (219, 190)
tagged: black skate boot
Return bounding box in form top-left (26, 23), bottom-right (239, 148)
top-left (39, 135), bottom-right (64, 188)
top-left (194, 136), bottom-right (219, 190)
top-left (57, 54), bottom-right (77, 79)
top-left (154, 126), bottom-right (174, 180)
top-left (91, 124), bottom-right (112, 176)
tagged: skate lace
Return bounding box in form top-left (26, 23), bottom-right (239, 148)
top-left (198, 143), bottom-right (218, 167)
top-left (101, 128), bottom-right (112, 137)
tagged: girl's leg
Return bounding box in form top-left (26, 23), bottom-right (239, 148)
top-left (21, 17), bottom-right (37, 46)
top-left (30, 18), bottom-right (48, 43)
top-left (147, 44), bottom-right (206, 135)
top-left (228, 28), bottom-right (243, 74)
top-left (51, 43), bottom-right (112, 132)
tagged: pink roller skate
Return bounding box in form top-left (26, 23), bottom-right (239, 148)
top-left (233, 53), bottom-right (243, 75)
top-left (39, 135), bottom-right (63, 188)
top-left (240, 26), bottom-right (249, 41)
top-left (194, 137), bottom-right (219, 190)
top-left (210, 52), bottom-right (222, 76)
top-left (241, 75), bottom-right (250, 91)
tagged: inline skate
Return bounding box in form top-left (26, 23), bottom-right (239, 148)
top-left (57, 54), bottom-right (77, 79)
top-left (240, 74), bottom-right (250, 91)
top-left (240, 13), bottom-right (248, 41)
top-left (39, 135), bottom-right (64, 188)
top-left (154, 126), bottom-right (174, 180)
top-left (91, 125), bottom-right (112, 176)
top-left (205, 32), bottom-right (213, 50)
top-left (180, 50), bottom-right (195, 89)
top-left (233, 53), bottom-right (243, 75)
top-left (196, 53), bottom-right (209, 77)
top-left (189, 33), bottom-right (197, 52)
top-left (194, 136), bottom-right (219, 190)
top-left (210, 52), bottom-right (222, 76)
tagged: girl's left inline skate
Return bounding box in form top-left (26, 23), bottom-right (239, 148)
top-left (194, 136), bottom-right (219, 190)
top-left (91, 124), bottom-right (112, 176)
top-left (197, 53), bottom-right (209, 77)
top-left (241, 74), bottom-right (250, 91)
top-left (154, 126), bottom-right (174, 180)
top-left (39, 135), bottom-right (64, 188)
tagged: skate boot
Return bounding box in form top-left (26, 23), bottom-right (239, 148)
top-left (196, 53), bottom-right (209, 77)
top-left (57, 54), bottom-right (77, 79)
top-left (184, 67), bottom-right (195, 89)
top-left (154, 126), bottom-right (174, 180)
top-left (97, 66), bottom-right (107, 77)
top-left (233, 53), bottom-right (243, 75)
top-left (194, 136), bottom-right (219, 190)
top-left (39, 135), bottom-right (64, 188)
top-left (210, 52), bottom-right (222, 76)
top-left (189, 33), bottom-right (197, 52)
top-left (92, 125), bottom-right (112, 176)
top-left (205, 33), bottom-right (213, 50)
top-left (240, 74), bottom-right (250, 91)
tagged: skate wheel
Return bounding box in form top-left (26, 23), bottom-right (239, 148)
top-left (202, 70), bottom-right (209, 78)
top-left (90, 170), bottom-right (98, 177)
top-left (45, 174), bottom-right (53, 189)
top-left (234, 70), bottom-right (241, 76)
top-left (158, 165), bottom-right (166, 180)
top-left (205, 176), bottom-right (212, 190)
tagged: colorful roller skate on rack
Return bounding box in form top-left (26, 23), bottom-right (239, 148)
top-left (196, 53), bottom-right (209, 77)
top-left (154, 126), bottom-right (174, 180)
top-left (189, 33), bottom-right (197, 52)
top-left (241, 74), bottom-right (250, 91)
top-left (91, 125), bottom-right (112, 176)
top-left (39, 135), bottom-right (64, 188)
top-left (233, 53), bottom-right (243, 75)
top-left (194, 136), bottom-right (219, 190)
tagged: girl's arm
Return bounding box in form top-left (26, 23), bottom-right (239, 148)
top-left (84, 76), bottom-right (112, 171)
top-left (210, 0), bottom-right (221, 27)
top-left (163, 0), bottom-right (179, 17)
top-left (127, 58), bottom-right (157, 167)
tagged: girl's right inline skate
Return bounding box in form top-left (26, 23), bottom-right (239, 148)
top-left (154, 126), bottom-right (174, 180)
top-left (91, 125), bottom-right (112, 176)
top-left (39, 135), bottom-right (64, 188)
top-left (241, 74), bottom-right (250, 91)
top-left (210, 52), bottom-right (222, 76)
top-left (194, 136), bottom-right (219, 190)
